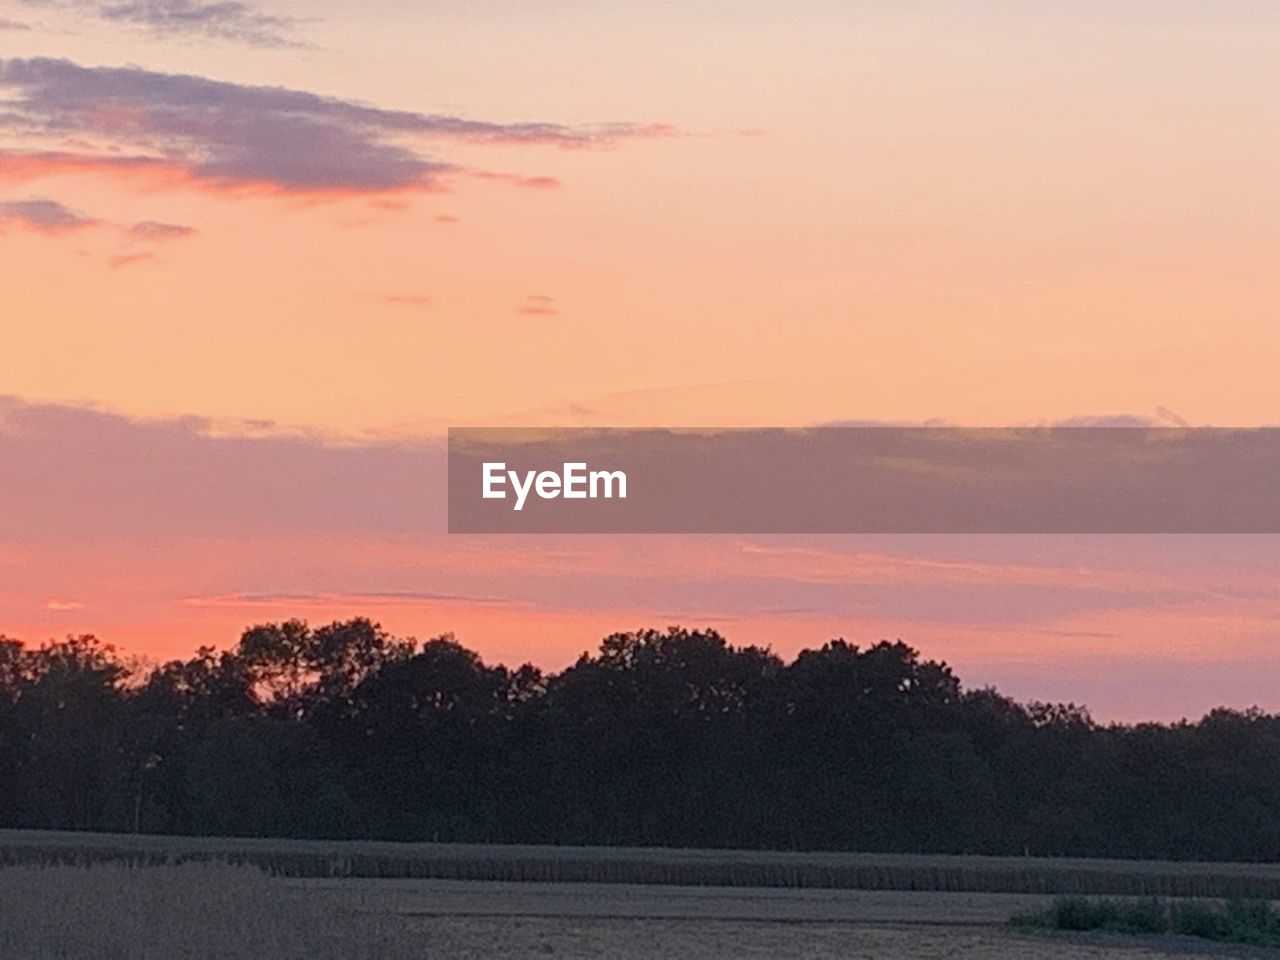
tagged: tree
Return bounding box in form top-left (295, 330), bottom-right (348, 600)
top-left (9, 636), bottom-right (129, 830)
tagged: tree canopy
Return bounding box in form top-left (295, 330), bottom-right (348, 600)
top-left (0, 620), bottom-right (1274, 860)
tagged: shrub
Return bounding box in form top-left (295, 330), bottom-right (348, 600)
top-left (1017, 896), bottom-right (1280, 948)
top-left (1169, 901), bottom-right (1231, 940)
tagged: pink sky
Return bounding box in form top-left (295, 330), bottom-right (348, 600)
top-left (1, 1), bottom-right (1278, 720)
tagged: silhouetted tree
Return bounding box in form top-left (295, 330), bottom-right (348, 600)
top-left (8, 636), bottom-right (128, 830)
top-left (0, 619), bottom-right (1277, 861)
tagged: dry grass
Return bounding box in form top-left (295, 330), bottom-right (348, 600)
top-left (4, 829), bottom-right (1280, 898)
top-left (0, 863), bottom-right (1249, 960)
top-left (0, 861), bottom-right (426, 960)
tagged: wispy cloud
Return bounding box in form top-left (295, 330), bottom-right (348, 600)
top-left (383, 294), bottom-right (432, 308)
top-left (0, 197), bottom-right (96, 234)
top-left (0, 17), bottom-right (32, 30)
top-left (180, 589), bottom-right (514, 608)
top-left (467, 170), bottom-right (562, 190)
top-left (0, 58), bottom-right (672, 196)
top-left (129, 219), bottom-right (196, 241)
top-left (44, 598), bottom-right (85, 611)
top-left (518, 294), bottom-right (558, 316)
top-left (14, 0), bottom-right (303, 46)
top-left (108, 251), bottom-right (154, 268)
top-left (98, 0), bottom-right (304, 47)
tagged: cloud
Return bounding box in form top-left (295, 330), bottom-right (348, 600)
top-left (0, 198), bottom-right (196, 257)
top-left (98, 0), bottom-right (304, 47)
top-left (129, 219), bottom-right (195, 241)
top-left (1049, 414), bottom-right (1163, 428)
top-left (0, 58), bottom-right (672, 196)
top-left (8, 393), bottom-right (1280, 725)
top-left (108, 251), bottom-right (153, 268)
top-left (468, 170), bottom-right (562, 190)
top-left (1049, 410), bottom-right (1196, 429)
top-left (44, 598), bottom-right (85, 611)
top-left (383, 294), bottom-right (431, 308)
top-left (0, 197), bottom-right (97, 234)
top-left (12, 0), bottom-right (302, 47)
top-left (181, 590), bottom-right (514, 608)
top-left (0, 395), bottom-right (446, 539)
top-left (518, 294), bottom-right (558, 316)
top-left (0, 150), bottom-right (184, 190)
top-left (0, 17), bottom-right (32, 30)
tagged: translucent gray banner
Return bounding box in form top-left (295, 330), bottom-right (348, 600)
top-left (448, 427), bottom-right (1280, 533)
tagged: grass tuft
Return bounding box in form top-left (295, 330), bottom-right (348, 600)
top-left (1014, 895), bottom-right (1280, 947)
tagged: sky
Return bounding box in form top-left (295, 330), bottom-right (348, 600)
top-left (1, 0), bottom-right (1278, 720)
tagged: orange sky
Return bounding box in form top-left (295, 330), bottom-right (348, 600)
top-left (1, 0), bottom-right (1278, 719)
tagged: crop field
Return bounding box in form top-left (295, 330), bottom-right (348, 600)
top-left (6, 861), bottom-right (1278, 960)
top-left (5, 834), bottom-right (1280, 959)
top-left (6, 828), bottom-right (1280, 898)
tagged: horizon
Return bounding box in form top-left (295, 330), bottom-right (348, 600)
top-left (2, 608), bottom-right (1276, 726)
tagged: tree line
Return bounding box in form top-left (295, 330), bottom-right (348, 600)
top-left (1, 620), bottom-right (1276, 861)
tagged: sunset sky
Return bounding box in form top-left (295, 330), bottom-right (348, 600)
top-left (2, 0), bottom-right (1278, 720)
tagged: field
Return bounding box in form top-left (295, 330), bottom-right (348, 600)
top-left (6, 863), bottom-right (1277, 960)
top-left (7, 829), bottom-right (1280, 897)
top-left (5, 832), bottom-right (1280, 959)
